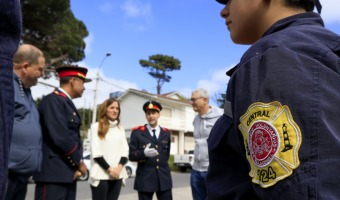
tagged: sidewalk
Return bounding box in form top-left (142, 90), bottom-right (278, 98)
top-left (118, 186), bottom-right (192, 200)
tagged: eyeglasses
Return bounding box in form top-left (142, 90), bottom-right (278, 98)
top-left (189, 97), bottom-right (203, 102)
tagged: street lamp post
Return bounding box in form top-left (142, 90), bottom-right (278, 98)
top-left (91, 53), bottom-right (111, 124)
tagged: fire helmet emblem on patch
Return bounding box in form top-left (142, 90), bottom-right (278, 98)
top-left (249, 121), bottom-right (279, 168)
top-left (238, 101), bottom-right (302, 188)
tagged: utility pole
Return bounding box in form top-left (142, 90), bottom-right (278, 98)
top-left (91, 53), bottom-right (111, 124)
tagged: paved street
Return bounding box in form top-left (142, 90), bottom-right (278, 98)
top-left (26, 172), bottom-right (192, 200)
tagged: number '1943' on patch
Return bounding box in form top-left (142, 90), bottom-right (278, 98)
top-left (238, 101), bottom-right (302, 188)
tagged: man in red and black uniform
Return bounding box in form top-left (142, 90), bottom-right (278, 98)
top-left (34, 65), bottom-right (91, 200)
top-left (129, 101), bottom-right (173, 200)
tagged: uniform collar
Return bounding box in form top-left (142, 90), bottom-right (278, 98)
top-left (147, 124), bottom-right (160, 133)
top-left (58, 88), bottom-right (72, 100)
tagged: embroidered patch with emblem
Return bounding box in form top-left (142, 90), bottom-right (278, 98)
top-left (238, 101), bottom-right (302, 188)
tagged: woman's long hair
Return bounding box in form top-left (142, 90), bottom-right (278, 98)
top-left (97, 98), bottom-right (121, 139)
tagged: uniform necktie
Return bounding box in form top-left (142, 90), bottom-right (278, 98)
top-left (152, 129), bottom-right (157, 141)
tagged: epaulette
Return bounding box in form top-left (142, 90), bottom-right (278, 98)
top-left (53, 90), bottom-right (67, 98)
top-left (132, 125), bottom-right (145, 131)
top-left (161, 127), bottom-right (169, 132)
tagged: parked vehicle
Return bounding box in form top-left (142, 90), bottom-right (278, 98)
top-left (79, 151), bottom-right (136, 181)
top-left (173, 150), bottom-right (194, 172)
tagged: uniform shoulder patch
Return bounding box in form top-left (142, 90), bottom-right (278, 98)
top-left (238, 101), bottom-right (302, 188)
top-left (53, 90), bottom-right (67, 98)
top-left (132, 125), bottom-right (145, 131)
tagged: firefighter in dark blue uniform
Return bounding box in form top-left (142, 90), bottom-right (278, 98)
top-left (207, 0), bottom-right (340, 199)
top-left (34, 65), bottom-right (91, 200)
top-left (129, 101), bottom-right (173, 200)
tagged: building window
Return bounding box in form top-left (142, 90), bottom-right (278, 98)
top-left (161, 107), bottom-right (172, 118)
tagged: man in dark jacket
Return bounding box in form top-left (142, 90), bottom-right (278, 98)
top-left (129, 101), bottom-right (172, 200)
top-left (0, 0), bottom-right (21, 198)
top-left (6, 44), bottom-right (45, 200)
top-left (34, 65), bottom-right (90, 200)
top-left (207, 0), bottom-right (340, 199)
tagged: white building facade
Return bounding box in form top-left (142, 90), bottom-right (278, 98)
top-left (117, 89), bottom-right (196, 155)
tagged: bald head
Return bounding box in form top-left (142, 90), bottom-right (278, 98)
top-left (13, 44), bottom-right (45, 88)
top-left (13, 44), bottom-right (44, 67)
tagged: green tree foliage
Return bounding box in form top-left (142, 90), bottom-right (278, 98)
top-left (139, 54), bottom-right (181, 94)
top-left (34, 96), bottom-right (44, 107)
top-left (78, 108), bottom-right (92, 131)
top-left (21, 0), bottom-right (88, 77)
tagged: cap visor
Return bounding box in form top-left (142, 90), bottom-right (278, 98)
top-left (84, 78), bottom-right (92, 83)
top-left (216, 0), bottom-right (228, 4)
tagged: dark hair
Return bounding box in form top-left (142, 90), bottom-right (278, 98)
top-left (98, 98), bottom-right (121, 139)
top-left (285, 0), bottom-right (315, 12)
top-left (59, 77), bottom-right (72, 86)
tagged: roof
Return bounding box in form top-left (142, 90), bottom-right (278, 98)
top-left (117, 88), bottom-right (191, 106)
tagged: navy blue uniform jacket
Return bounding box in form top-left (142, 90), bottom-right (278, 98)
top-left (0, 0), bottom-right (21, 197)
top-left (207, 12), bottom-right (340, 200)
top-left (129, 125), bottom-right (172, 192)
top-left (34, 89), bottom-right (83, 183)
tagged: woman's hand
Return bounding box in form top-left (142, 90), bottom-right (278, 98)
top-left (107, 165), bottom-right (123, 179)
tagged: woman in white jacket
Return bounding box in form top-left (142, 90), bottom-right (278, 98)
top-left (89, 98), bottom-right (129, 200)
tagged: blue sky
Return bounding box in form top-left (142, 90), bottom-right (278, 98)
top-left (35, 0), bottom-right (340, 108)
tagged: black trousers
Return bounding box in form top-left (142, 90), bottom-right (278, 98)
top-left (5, 172), bottom-right (28, 200)
top-left (138, 189), bottom-right (172, 200)
top-left (90, 179), bottom-right (122, 200)
top-left (35, 182), bottom-right (77, 200)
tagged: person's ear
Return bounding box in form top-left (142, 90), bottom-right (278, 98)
top-left (70, 77), bottom-right (76, 86)
top-left (22, 62), bottom-right (29, 73)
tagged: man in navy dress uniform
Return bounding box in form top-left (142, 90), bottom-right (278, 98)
top-left (34, 65), bottom-right (90, 200)
top-left (129, 101), bottom-right (173, 200)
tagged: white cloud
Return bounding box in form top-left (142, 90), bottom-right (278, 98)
top-left (84, 33), bottom-right (94, 55)
top-left (121, 0), bottom-right (152, 18)
top-left (320, 0), bottom-right (340, 24)
top-left (120, 0), bottom-right (153, 32)
top-left (196, 65), bottom-right (234, 96)
top-left (176, 65), bottom-right (234, 106)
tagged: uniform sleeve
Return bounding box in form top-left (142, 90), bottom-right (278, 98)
top-left (128, 130), bottom-right (146, 161)
top-left (39, 95), bottom-right (81, 166)
top-left (233, 46), bottom-right (340, 196)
